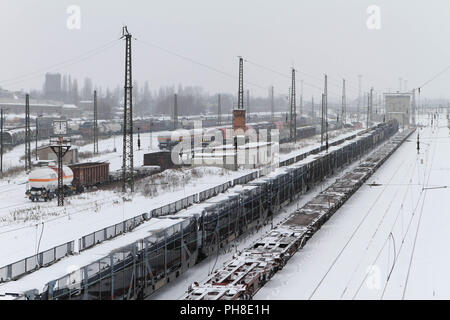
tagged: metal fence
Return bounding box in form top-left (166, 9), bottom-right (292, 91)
top-left (0, 241), bottom-right (74, 283)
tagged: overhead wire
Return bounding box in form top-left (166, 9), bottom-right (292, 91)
top-left (0, 39), bottom-right (121, 88)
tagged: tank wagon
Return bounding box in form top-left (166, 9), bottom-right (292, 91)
top-left (22, 121), bottom-right (399, 300)
top-left (27, 162), bottom-right (110, 201)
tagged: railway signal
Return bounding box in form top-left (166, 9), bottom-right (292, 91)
top-left (50, 120), bottom-right (71, 207)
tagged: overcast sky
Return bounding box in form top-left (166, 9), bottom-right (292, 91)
top-left (0, 0), bottom-right (449, 101)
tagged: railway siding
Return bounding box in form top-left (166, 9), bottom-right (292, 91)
top-left (183, 128), bottom-right (415, 300)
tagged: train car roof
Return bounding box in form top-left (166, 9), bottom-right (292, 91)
top-left (0, 217), bottom-right (186, 296)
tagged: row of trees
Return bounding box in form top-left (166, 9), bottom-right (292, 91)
top-left (39, 73), bottom-right (296, 119)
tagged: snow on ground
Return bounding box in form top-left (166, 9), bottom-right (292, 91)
top-left (0, 123), bottom-right (362, 286)
top-left (0, 166), bottom-right (252, 267)
top-left (255, 112), bottom-right (449, 300)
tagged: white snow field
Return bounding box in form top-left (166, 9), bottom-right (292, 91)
top-left (255, 112), bottom-right (449, 300)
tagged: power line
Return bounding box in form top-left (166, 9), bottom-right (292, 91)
top-left (135, 39), bottom-right (268, 91)
top-left (0, 39), bottom-right (121, 88)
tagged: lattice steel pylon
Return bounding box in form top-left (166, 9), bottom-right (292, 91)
top-left (25, 94), bottom-right (31, 171)
top-left (94, 90), bottom-right (99, 155)
top-left (238, 57), bottom-right (244, 110)
top-left (289, 68), bottom-right (296, 142)
top-left (121, 26), bottom-right (134, 193)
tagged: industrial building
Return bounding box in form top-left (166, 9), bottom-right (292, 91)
top-left (384, 92), bottom-right (412, 128)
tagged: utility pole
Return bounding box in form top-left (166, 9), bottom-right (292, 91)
top-left (0, 109), bottom-right (3, 173)
top-left (93, 90), bottom-right (98, 155)
top-left (300, 80), bottom-right (303, 119)
top-left (290, 68), bottom-right (297, 142)
top-left (367, 93), bottom-right (370, 129)
top-left (138, 127), bottom-right (141, 150)
top-left (246, 90), bottom-right (250, 121)
top-left (25, 94), bottom-right (31, 171)
top-left (342, 79), bottom-right (346, 126)
top-left (357, 75), bottom-right (362, 122)
top-left (412, 89), bottom-right (416, 127)
top-left (35, 115), bottom-right (42, 161)
top-left (217, 93), bottom-right (221, 126)
top-left (270, 86), bottom-right (274, 123)
top-left (321, 93), bottom-right (324, 145)
top-left (121, 26), bottom-right (134, 193)
top-left (369, 87), bottom-right (373, 127)
top-left (325, 74), bottom-right (328, 151)
top-left (173, 93), bottom-right (178, 130)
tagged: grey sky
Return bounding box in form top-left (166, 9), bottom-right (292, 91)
top-left (0, 0), bottom-right (449, 100)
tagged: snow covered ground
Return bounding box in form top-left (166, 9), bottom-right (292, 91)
top-left (0, 122), bottom-right (365, 297)
top-left (255, 112), bottom-right (449, 300)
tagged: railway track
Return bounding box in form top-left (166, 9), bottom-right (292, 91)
top-left (182, 128), bottom-right (415, 300)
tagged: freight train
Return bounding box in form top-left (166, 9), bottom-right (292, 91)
top-left (26, 120), bottom-right (399, 300)
top-left (25, 161), bottom-right (160, 202)
top-left (26, 162), bottom-right (110, 202)
top-left (184, 127), bottom-right (415, 300)
top-left (157, 123), bottom-right (319, 151)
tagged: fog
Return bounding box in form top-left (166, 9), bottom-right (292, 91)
top-left (1, 0), bottom-right (449, 100)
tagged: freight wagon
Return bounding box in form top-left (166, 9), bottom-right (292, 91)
top-left (27, 161), bottom-right (110, 201)
top-left (29, 121), bottom-right (399, 300)
top-left (69, 162), bottom-right (110, 192)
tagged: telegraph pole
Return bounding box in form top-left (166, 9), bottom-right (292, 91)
top-left (173, 93), bottom-right (178, 130)
top-left (325, 74), bottom-right (328, 151)
top-left (121, 26), bottom-right (134, 193)
top-left (300, 80), bottom-right (303, 119)
top-left (357, 75), bottom-right (362, 122)
top-left (321, 93), bottom-right (324, 145)
top-left (367, 93), bottom-right (370, 129)
top-left (270, 86), bottom-right (274, 123)
top-left (290, 68), bottom-right (297, 142)
top-left (93, 90), bottom-right (98, 155)
top-left (217, 93), bottom-right (221, 126)
top-left (0, 109), bottom-right (3, 173)
top-left (25, 94), bottom-right (31, 171)
top-left (246, 90), bottom-right (250, 121)
top-left (369, 87), bottom-right (373, 127)
top-left (342, 79), bottom-right (346, 126)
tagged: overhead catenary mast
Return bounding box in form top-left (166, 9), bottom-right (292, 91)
top-left (93, 90), bottom-right (98, 155)
top-left (270, 86), bottom-right (274, 123)
top-left (289, 68), bottom-right (297, 142)
top-left (173, 93), bottom-right (178, 130)
top-left (121, 26), bottom-right (134, 193)
top-left (324, 74), bottom-right (328, 151)
top-left (247, 90), bottom-right (250, 121)
top-left (25, 94), bottom-right (31, 171)
top-left (357, 75), bottom-right (362, 122)
top-left (341, 79), bottom-right (346, 126)
top-left (217, 93), bottom-right (221, 126)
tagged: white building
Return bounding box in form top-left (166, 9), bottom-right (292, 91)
top-left (384, 93), bottom-right (412, 128)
